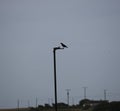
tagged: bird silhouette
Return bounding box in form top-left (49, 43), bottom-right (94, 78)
top-left (60, 43), bottom-right (68, 48)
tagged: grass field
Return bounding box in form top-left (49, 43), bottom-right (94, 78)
top-left (0, 108), bottom-right (91, 111)
top-left (0, 108), bottom-right (30, 111)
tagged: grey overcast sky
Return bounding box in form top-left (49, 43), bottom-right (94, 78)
top-left (0, 0), bottom-right (120, 108)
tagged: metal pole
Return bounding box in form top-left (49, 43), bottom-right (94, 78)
top-left (53, 48), bottom-right (57, 111)
top-left (53, 45), bottom-right (67, 111)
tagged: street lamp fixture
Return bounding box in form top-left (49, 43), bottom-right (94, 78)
top-left (53, 43), bottom-right (68, 111)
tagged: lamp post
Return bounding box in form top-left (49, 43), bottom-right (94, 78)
top-left (53, 43), bottom-right (68, 111)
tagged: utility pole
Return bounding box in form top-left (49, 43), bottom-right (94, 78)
top-left (36, 98), bottom-right (38, 108)
top-left (51, 98), bottom-right (53, 106)
top-left (28, 100), bottom-right (30, 108)
top-left (104, 89), bottom-right (107, 100)
top-left (66, 89), bottom-right (71, 106)
top-left (17, 99), bottom-right (19, 111)
top-left (48, 98), bottom-right (53, 106)
top-left (83, 87), bottom-right (87, 99)
top-left (72, 97), bottom-right (74, 106)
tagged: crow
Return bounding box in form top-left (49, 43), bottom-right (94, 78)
top-left (60, 43), bottom-right (68, 48)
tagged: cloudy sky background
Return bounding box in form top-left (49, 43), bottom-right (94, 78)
top-left (0, 0), bottom-right (120, 108)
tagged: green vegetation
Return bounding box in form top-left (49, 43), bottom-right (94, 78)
top-left (0, 108), bottom-right (30, 111)
top-left (93, 101), bottom-right (120, 111)
top-left (0, 99), bottom-right (120, 111)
